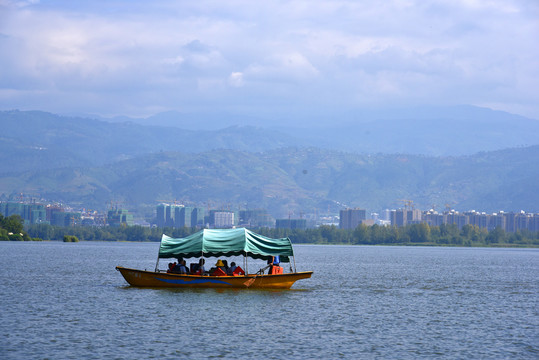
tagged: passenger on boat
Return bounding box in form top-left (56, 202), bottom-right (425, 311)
top-left (196, 258), bottom-right (206, 275)
top-left (210, 259), bottom-right (227, 276)
top-left (215, 259), bottom-right (227, 272)
top-left (227, 262), bottom-right (237, 275)
top-left (170, 257), bottom-right (187, 274)
top-left (169, 257), bottom-right (179, 271)
top-left (259, 256), bottom-right (281, 274)
top-left (222, 260), bottom-right (229, 273)
top-left (258, 257), bottom-right (274, 274)
top-left (177, 260), bottom-right (189, 274)
top-left (269, 256), bottom-right (283, 274)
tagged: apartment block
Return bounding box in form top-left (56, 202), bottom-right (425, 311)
top-left (339, 208), bottom-right (366, 229)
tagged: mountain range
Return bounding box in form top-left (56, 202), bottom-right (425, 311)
top-left (1, 108), bottom-right (538, 218)
top-left (98, 105), bottom-right (539, 156)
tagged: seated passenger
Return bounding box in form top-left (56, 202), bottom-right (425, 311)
top-left (215, 259), bottom-right (226, 272)
top-left (209, 259), bottom-right (227, 276)
top-left (194, 258), bottom-right (206, 275)
top-left (171, 260), bottom-right (188, 274)
top-left (179, 260), bottom-right (189, 274)
top-left (227, 262), bottom-right (237, 275)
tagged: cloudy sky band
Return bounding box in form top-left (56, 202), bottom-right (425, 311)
top-left (0, 0), bottom-right (537, 121)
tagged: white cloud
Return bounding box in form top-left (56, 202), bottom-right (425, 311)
top-left (0, 0), bottom-right (39, 8)
top-left (162, 56), bottom-right (185, 66)
top-left (228, 72), bottom-right (244, 87)
top-left (0, 0), bottom-right (537, 119)
top-left (244, 52), bottom-right (319, 83)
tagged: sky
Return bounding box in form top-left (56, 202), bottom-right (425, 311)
top-left (0, 0), bottom-right (538, 122)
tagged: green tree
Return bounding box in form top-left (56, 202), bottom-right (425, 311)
top-left (1, 214), bottom-right (24, 234)
top-left (408, 223), bottom-right (431, 243)
top-left (353, 224), bottom-right (370, 244)
top-left (63, 235), bottom-right (79, 242)
top-left (486, 227), bottom-right (505, 244)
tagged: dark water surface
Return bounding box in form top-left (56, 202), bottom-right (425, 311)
top-left (1, 242), bottom-right (537, 359)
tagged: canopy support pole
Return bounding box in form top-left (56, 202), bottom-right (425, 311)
top-left (292, 255), bottom-right (297, 273)
top-left (154, 236), bottom-right (163, 272)
top-left (244, 251), bottom-right (248, 274)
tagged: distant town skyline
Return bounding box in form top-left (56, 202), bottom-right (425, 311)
top-left (1, 0), bottom-right (538, 122)
top-left (3, 198), bottom-right (538, 234)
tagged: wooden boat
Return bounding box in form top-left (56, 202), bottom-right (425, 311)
top-left (116, 228), bottom-right (313, 289)
top-left (116, 266), bottom-right (312, 289)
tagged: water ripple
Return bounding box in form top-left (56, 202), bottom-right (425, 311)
top-left (1, 243), bottom-right (537, 359)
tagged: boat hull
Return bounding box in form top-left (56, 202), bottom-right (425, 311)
top-left (116, 266), bottom-right (313, 289)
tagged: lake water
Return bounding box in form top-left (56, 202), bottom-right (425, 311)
top-left (1, 242), bottom-right (537, 359)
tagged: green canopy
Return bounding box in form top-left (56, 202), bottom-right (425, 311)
top-left (158, 228), bottom-right (293, 262)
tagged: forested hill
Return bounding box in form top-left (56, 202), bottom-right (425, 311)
top-left (0, 110), bottom-right (297, 173)
top-left (2, 107), bottom-right (539, 176)
top-left (1, 145), bottom-right (538, 216)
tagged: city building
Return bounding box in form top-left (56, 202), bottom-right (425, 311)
top-left (239, 209), bottom-right (274, 228)
top-left (210, 210), bottom-right (235, 228)
top-left (155, 203), bottom-right (205, 228)
top-left (191, 207), bottom-right (205, 228)
top-left (174, 206), bottom-right (192, 228)
top-left (165, 205), bottom-right (175, 227)
top-left (276, 218), bottom-right (307, 230)
top-left (107, 208), bottom-right (134, 227)
top-left (420, 209), bottom-right (538, 233)
top-left (339, 208), bottom-right (366, 229)
top-left (156, 203), bottom-right (166, 227)
top-left (390, 209), bottom-right (422, 227)
top-left (0, 201), bottom-right (47, 224)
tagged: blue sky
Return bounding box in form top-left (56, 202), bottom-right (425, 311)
top-left (0, 0), bottom-right (537, 122)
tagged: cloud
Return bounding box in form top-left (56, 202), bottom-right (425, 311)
top-left (228, 72), bottom-right (244, 87)
top-left (244, 52), bottom-right (319, 83)
top-left (0, 0), bottom-right (39, 8)
top-left (0, 0), bottom-right (537, 119)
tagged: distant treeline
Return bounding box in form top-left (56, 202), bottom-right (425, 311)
top-left (23, 223), bottom-right (539, 247)
top-left (258, 224), bottom-right (539, 247)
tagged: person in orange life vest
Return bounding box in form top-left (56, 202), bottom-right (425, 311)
top-left (210, 259), bottom-right (227, 276)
